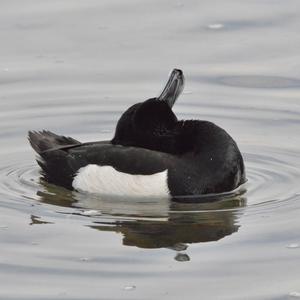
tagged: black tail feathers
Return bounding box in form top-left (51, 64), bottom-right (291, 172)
top-left (28, 130), bottom-right (81, 188)
top-left (28, 130), bottom-right (80, 155)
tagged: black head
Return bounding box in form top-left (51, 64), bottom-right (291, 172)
top-left (111, 69), bottom-right (185, 152)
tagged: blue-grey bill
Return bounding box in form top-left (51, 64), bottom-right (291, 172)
top-left (157, 69), bottom-right (185, 107)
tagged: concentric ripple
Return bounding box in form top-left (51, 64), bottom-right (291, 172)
top-left (0, 143), bottom-right (299, 219)
top-left (0, 160), bottom-right (40, 202)
top-left (244, 146), bottom-right (300, 210)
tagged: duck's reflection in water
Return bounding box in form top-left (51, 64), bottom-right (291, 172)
top-left (37, 181), bottom-right (246, 261)
top-left (90, 199), bottom-right (245, 256)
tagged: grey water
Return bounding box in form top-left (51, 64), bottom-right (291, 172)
top-left (1, 1), bottom-right (300, 299)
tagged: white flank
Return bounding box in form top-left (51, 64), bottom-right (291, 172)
top-left (72, 164), bottom-right (169, 197)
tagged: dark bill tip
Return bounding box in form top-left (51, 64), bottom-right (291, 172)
top-left (157, 69), bottom-right (185, 108)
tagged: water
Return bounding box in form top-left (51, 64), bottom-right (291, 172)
top-left (1, 1), bottom-right (300, 299)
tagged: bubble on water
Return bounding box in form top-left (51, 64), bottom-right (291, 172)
top-left (207, 23), bottom-right (224, 30)
top-left (80, 257), bottom-right (90, 262)
top-left (286, 243), bottom-right (300, 249)
top-left (81, 210), bottom-right (99, 216)
top-left (289, 292), bottom-right (300, 297)
top-left (175, 253), bottom-right (190, 262)
top-left (124, 285), bottom-right (136, 291)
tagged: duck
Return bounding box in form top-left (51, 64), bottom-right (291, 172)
top-left (28, 69), bottom-right (245, 198)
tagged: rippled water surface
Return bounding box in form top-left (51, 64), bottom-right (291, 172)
top-left (1, 1), bottom-right (300, 299)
